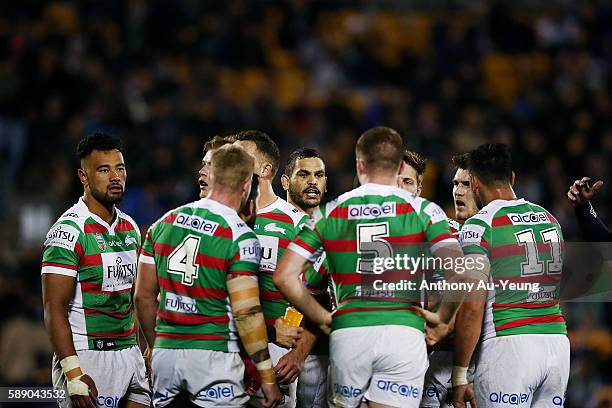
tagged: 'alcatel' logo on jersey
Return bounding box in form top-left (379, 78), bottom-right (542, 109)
top-left (489, 391), bottom-right (530, 405)
top-left (173, 214), bottom-right (219, 235)
top-left (507, 212), bottom-right (549, 225)
top-left (348, 202), bottom-right (396, 220)
top-left (45, 224), bottom-right (79, 251)
top-left (101, 251), bottom-right (137, 291)
top-left (264, 223), bottom-right (286, 235)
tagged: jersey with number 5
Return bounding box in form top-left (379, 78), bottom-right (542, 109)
top-left (459, 198), bottom-right (566, 340)
top-left (139, 198), bottom-right (261, 352)
top-left (288, 183), bottom-right (455, 332)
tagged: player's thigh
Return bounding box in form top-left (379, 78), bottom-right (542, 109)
top-left (151, 348), bottom-right (182, 407)
top-left (474, 337), bottom-right (534, 408)
top-left (121, 347), bottom-right (151, 407)
top-left (420, 350), bottom-right (453, 408)
top-left (365, 326), bottom-right (428, 408)
top-left (296, 354), bottom-right (328, 408)
top-left (329, 327), bottom-right (375, 408)
top-left (531, 336), bottom-right (570, 408)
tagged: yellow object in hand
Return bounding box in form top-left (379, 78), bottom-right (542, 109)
top-left (283, 306), bottom-right (303, 327)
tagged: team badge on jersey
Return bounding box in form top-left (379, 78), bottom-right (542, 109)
top-left (264, 223), bottom-right (286, 235)
top-left (95, 232), bottom-right (107, 251)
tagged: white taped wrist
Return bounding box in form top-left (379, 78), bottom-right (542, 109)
top-left (451, 365), bottom-right (469, 387)
top-left (255, 359), bottom-right (273, 370)
top-left (59, 355), bottom-right (81, 373)
top-left (67, 375), bottom-right (90, 396)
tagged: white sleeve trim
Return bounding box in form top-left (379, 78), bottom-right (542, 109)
top-left (138, 254), bottom-right (155, 265)
top-left (287, 242), bottom-right (319, 263)
top-left (41, 266), bottom-right (77, 277)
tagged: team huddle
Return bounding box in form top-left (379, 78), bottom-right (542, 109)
top-left (41, 129), bottom-right (569, 408)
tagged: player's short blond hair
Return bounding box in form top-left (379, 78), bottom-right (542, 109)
top-left (356, 126), bottom-right (404, 173)
top-left (211, 145), bottom-right (255, 190)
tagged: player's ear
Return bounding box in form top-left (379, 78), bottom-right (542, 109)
top-left (511, 171), bottom-right (516, 187)
top-left (356, 158), bottom-right (365, 176)
top-left (398, 160), bottom-right (405, 175)
top-left (470, 174), bottom-right (479, 193)
top-left (77, 168), bottom-right (88, 187)
top-left (261, 162), bottom-right (273, 179)
top-left (281, 174), bottom-right (289, 191)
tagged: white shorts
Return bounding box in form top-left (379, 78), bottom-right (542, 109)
top-left (420, 350), bottom-right (475, 407)
top-left (474, 334), bottom-right (569, 408)
top-left (52, 346), bottom-right (151, 408)
top-left (247, 342), bottom-right (296, 408)
top-left (297, 354), bottom-right (328, 408)
top-left (152, 348), bottom-right (248, 408)
top-left (329, 325), bottom-right (428, 408)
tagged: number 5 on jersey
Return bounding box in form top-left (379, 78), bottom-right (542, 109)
top-left (168, 235), bottom-right (201, 285)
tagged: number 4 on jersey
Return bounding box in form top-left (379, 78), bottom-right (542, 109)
top-left (167, 235), bottom-right (201, 285)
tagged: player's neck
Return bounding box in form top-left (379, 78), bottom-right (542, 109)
top-left (360, 173), bottom-right (397, 186)
top-left (482, 185), bottom-right (517, 206)
top-left (257, 180), bottom-right (278, 209)
top-left (208, 191), bottom-right (243, 213)
top-left (83, 192), bottom-right (116, 225)
top-left (286, 195), bottom-right (313, 215)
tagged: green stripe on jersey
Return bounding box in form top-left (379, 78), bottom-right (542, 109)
top-left (41, 198), bottom-right (140, 350)
top-left (459, 198), bottom-right (566, 339)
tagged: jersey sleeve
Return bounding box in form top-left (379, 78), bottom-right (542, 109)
top-left (302, 252), bottom-right (329, 294)
top-left (41, 221), bottom-right (84, 277)
top-left (287, 206), bottom-right (325, 263)
top-left (459, 217), bottom-right (492, 257)
top-left (139, 226), bottom-right (156, 265)
top-left (228, 230), bottom-right (262, 277)
top-left (418, 201), bottom-right (457, 252)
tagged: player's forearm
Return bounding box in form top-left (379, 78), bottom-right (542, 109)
top-left (274, 266), bottom-right (329, 327)
top-left (294, 325), bottom-right (318, 360)
top-left (43, 304), bottom-right (77, 360)
top-left (133, 296), bottom-right (158, 348)
top-left (453, 301), bottom-right (484, 367)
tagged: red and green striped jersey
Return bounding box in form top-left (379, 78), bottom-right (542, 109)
top-left (140, 198), bottom-right (261, 352)
top-left (288, 183), bottom-right (456, 332)
top-left (255, 198), bottom-right (308, 327)
top-left (41, 198), bottom-right (141, 350)
top-left (459, 198), bottom-right (566, 340)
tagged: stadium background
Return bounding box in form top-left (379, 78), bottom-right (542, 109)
top-left (0, 1), bottom-right (610, 407)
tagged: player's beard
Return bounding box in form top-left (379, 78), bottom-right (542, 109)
top-left (91, 184), bottom-right (124, 206)
top-left (289, 184), bottom-right (321, 210)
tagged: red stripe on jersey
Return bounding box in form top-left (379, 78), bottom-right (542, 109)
top-left (261, 290), bottom-right (285, 302)
top-left (294, 238), bottom-right (317, 254)
top-left (84, 223), bottom-right (108, 234)
top-left (153, 242), bottom-right (175, 257)
top-left (42, 261), bottom-right (77, 270)
top-left (329, 207), bottom-right (348, 218)
top-left (491, 243), bottom-right (559, 259)
top-left (265, 317), bottom-right (277, 327)
top-left (396, 203), bottom-right (416, 215)
top-left (140, 248), bottom-right (153, 257)
top-left (330, 272), bottom-right (362, 285)
top-left (195, 253), bottom-right (228, 271)
top-left (278, 237), bottom-right (291, 249)
top-left (214, 226), bottom-right (232, 239)
top-left (80, 281), bottom-right (132, 294)
top-left (75, 243), bottom-right (84, 258)
top-left (155, 332), bottom-right (226, 341)
top-left (84, 307), bottom-right (132, 318)
top-left (493, 302), bottom-right (559, 309)
top-left (81, 253), bottom-right (102, 267)
top-left (492, 216), bottom-right (512, 227)
top-left (334, 306), bottom-right (417, 317)
top-left (115, 220), bottom-right (136, 233)
top-left (228, 270), bottom-right (257, 277)
top-left (258, 212), bottom-right (294, 224)
top-left (324, 240), bottom-right (357, 252)
top-left (158, 276), bottom-right (227, 300)
top-left (496, 315), bottom-right (565, 332)
top-left (89, 326), bottom-right (136, 338)
top-left (161, 213), bottom-right (178, 224)
top-left (385, 233), bottom-right (425, 244)
top-left (157, 310), bottom-right (229, 325)
top-left (431, 232), bottom-right (455, 244)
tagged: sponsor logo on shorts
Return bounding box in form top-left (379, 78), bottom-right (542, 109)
top-left (348, 202), bottom-right (396, 220)
top-left (197, 385), bottom-right (236, 399)
top-left (101, 251), bottom-right (137, 291)
top-left (377, 380), bottom-right (420, 398)
top-left (173, 214), bottom-right (219, 235)
top-left (489, 391), bottom-right (530, 405)
top-left (45, 224), bottom-right (79, 251)
top-left (423, 385), bottom-right (439, 399)
top-left (333, 383), bottom-right (363, 398)
top-left (164, 292), bottom-right (198, 314)
top-left (153, 391), bottom-right (172, 403)
top-left (552, 396), bottom-right (564, 406)
top-left (97, 395), bottom-right (120, 407)
top-left (507, 212), bottom-right (549, 225)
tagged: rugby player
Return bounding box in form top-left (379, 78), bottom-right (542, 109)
top-left (397, 150), bottom-right (426, 195)
top-left (42, 132), bottom-right (150, 408)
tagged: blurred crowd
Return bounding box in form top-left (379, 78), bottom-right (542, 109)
top-left (0, 1), bottom-right (611, 406)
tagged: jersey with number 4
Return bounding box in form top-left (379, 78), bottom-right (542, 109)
top-left (139, 198), bottom-right (261, 352)
top-left (288, 183), bottom-right (456, 332)
top-left (459, 198), bottom-right (566, 341)
top-left (41, 198), bottom-right (141, 350)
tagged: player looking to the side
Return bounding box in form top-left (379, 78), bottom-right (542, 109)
top-left (274, 127), bottom-right (467, 408)
top-left (134, 145), bottom-right (282, 408)
top-left (454, 143), bottom-right (569, 408)
top-left (280, 148), bottom-right (330, 408)
top-left (198, 136), bottom-right (232, 198)
top-left (397, 150), bottom-right (426, 195)
top-left (41, 132), bottom-right (150, 408)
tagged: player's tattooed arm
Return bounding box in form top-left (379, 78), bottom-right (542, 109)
top-left (134, 262), bottom-right (160, 349)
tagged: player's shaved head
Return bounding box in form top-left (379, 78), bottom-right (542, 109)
top-left (356, 127), bottom-right (404, 174)
top-left (468, 143), bottom-right (513, 186)
top-left (210, 145), bottom-right (255, 190)
top-left (233, 130), bottom-right (280, 178)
